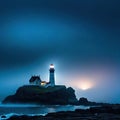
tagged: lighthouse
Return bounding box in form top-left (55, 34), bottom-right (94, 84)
top-left (49, 64), bottom-right (55, 86)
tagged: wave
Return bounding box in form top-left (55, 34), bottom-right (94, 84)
top-left (0, 104), bottom-right (90, 120)
top-left (0, 113), bottom-right (46, 120)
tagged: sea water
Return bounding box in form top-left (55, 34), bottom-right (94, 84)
top-left (0, 103), bottom-right (90, 119)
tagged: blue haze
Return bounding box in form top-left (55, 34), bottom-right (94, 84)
top-left (0, 0), bottom-right (120, 103)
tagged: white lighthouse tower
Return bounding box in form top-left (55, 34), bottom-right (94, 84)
top-left (49, 64), bottom-right (55, 86)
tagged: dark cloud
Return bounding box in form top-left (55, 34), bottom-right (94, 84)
top-left (1, 0), bottom-right (120, 25)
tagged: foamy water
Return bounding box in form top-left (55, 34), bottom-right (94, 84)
top-left (0, 103), bottom-right (90, 120)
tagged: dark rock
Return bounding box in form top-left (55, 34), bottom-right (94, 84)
top-left (7, 115), bottom-right (31, 120)
top-left (1, 115), bottom-right (6, 118)
top-left (78, 97), bottom-right (94, 105)
top-left (78, 97), bottom-right (108, 106)
top-left (2, 85), bottom-right (78, 105)
top-left (66, 87), bottom-right (79, 104)
top-left (79, 97), bottom-right (88, 104)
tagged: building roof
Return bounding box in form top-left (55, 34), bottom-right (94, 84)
top-left (29, 76), bottom-right (41, 82)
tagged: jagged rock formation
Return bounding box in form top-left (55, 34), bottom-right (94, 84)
top-left (2, 85), bottom-right (78, 105)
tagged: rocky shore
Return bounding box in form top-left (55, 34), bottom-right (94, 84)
top-left (4, 105), bottom-right (120, 120)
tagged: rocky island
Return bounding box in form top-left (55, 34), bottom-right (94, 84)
top-left (2, 85), bottom-right (78, 105)
top-left (2, 64), bottom-right (106, 105)
top-left (2, 64), bottom-right (78, 105)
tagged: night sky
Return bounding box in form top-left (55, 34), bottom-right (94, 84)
top-left (0, 0), bottom-right (120, 103)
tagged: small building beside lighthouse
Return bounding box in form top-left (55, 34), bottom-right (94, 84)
top-left (29, 64), bottom-right (55, 87)
top-left (29, 76), bottom-right (41, 85)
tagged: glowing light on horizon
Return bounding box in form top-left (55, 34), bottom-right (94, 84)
top-left (78, 79), bottom-right (94, 90)
top-left (69, 76), bottom-right (95, 91)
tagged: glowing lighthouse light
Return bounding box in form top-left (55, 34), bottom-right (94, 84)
top-left (50, 64), bottom-right (54, 68)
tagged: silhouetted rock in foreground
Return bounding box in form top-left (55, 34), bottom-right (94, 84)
top-left (2, 85), bottom-right (78, 105)
top-left (7, 105), bottom-right (120, 120)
